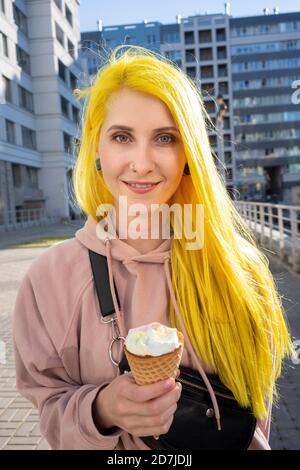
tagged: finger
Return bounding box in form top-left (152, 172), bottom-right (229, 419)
top-left (125, 377), bottom-right (176, 403)
top-left (134, 414), bottom-right (175, 438)
top-left (127, 382), bottom-right (182, 417)
top-left (129, 402), bottom-right (178, 429)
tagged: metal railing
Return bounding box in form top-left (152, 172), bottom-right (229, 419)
top-left (235, 201), bottom-right (300, 273)
top-left (0, 208), bottom-right (59, 232)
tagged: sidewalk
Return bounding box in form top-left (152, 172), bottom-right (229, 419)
top-left (0, 219), bottom-right (84, 250)
top-left (0, 223), bottom-right (299, 449)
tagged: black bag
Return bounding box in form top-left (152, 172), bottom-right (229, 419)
top-left (89, 249), bottom-right (257, 450)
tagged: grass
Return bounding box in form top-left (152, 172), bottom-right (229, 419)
top-left (15, 236), bottom-right (72, 248)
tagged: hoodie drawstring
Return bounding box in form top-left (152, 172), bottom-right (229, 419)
top-left (104, 238), bottom-right (221, 431)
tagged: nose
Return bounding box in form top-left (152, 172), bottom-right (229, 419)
top-left (130, 145), bottom-right (155, 175)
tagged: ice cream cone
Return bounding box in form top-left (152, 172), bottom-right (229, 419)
top-left (124, 330), bottom-right (184, 385)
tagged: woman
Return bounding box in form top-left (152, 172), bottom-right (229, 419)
top-left (13, 45), bottom-right (295, 450)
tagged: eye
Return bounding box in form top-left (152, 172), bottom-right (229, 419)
top-left (112, 133), bottom-right (130, 143)
top-left (158, 134), bottom-right (176, 144)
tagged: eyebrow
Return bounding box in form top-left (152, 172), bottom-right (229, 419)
top-left (107, 125), bottom-right (180, 133)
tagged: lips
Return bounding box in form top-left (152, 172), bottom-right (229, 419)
top-left (122, 181), bottom-right (161, 194)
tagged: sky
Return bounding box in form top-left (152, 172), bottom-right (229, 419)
top-left (79, 0), bottom-right (300, 31)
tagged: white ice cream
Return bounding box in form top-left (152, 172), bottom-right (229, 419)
top-left (125, 322), bottom-right (181, 356)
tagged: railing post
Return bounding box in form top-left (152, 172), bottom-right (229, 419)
top-left (278, 207), bottom-right (284, 260)
top-left (268, 206), bottom-right (273, 249)
top-left (291, 208), bottom-right (299, 272)
top-left (260, 204), bottom-right (265, 245)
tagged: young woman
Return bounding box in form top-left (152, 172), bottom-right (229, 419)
top-left (13, 46), bottom-right (295, 450)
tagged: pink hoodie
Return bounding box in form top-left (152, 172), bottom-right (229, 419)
top-left (13, 216), bottom-right (272, 450)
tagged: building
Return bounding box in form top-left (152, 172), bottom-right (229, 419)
top-left (230, 11), bottom-right (300, 203)
top-left (178, 12), bottom-right (235, 192)
top-left (0, 0), bottom-right (81, 228)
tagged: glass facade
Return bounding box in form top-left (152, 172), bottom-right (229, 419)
top-left (231, 39), bottom-right (300, 55)
top-left (233, 75), bottom-right (299, 90)
top-left (236, 128), bottom-right (300, 143)
top-left (231, 21), bottom-right (300, 37)
top-left (236, 111), bottom-right (300, 125)
top-left (232, 58), bottom-right (300, 73)
top-left (233, 94), bottom-right (293, 108)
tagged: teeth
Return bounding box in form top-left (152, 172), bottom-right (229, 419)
top-left (128, 183), bottom-right (156, 188)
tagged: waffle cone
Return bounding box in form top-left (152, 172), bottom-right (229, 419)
top-left (124, 331), bottom-right (184, 385)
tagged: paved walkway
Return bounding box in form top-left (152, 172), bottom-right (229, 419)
top-left (0, 223), bottom-right (299, 449)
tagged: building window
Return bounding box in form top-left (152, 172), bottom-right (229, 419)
top-left (1, 32), bottom-right (9, 57)
top-left (198, 30), bottom-right (212, 43)
top-left (3, 76), bottom-right (12, 102)
top-left (63, 132), bottom-right (72, 153)
top-left (216, 28), bottom-right (226, 42)
top-left (13, 4), bottom-right (28, 35)
top-left (22, 126), bottom-right (37, 150)
top-left (58, 59), bottom-right (67, 82)
top-left (6, 120), bottom-right (15, 144)
top-left (147, 34), bottom-right (156, 45)
top-left (199, 47), bottom-right (213, 61)
top-left (54, 0), bottom-right (62, 10)
top-left (205, 100), bottom-right (215, 114)
top-left (12, 164), bottom-right (22, 188)
top-left (185, 49), bottom-right (196, 62)
top-left (225, 167), bottom-right (233, 180)
top-left (60, 96), bottom-right (69, 118)
top-left (55, 22), bottom-right (64, 47)
top-left (72, 105), bottom-right (80, 122)
top-left (186, 66), bottom-right (196, 78)
top-left (209, 134), bottom-right (217, 147)
top-left (184, 31), bottom-right (194, 45)
top-left (16, 45), bottom-right (31, 74)
top-left (200, 65), bottom-right (213, 79)
top-left (68, 39), bottom-right (75, 58)
top-left (218, 81), bottom-right (228, 95)
top-left (218, 64), bottom-right (227, 77)
top-left (65, 4), bottom-right (73, 27)
top-left (26, 167), bottom-right (38, 189)
top-left (224, 151), bottom-right (232, 165)
top-left (201, 82), bottom-right (214, 96)
top-left (1, 0), bottom-right (5, 14)
top-left (18, 85), bottom-right (34, 112)
top-left (217, 46), bottom-right (227, 60)
top-left (69, 71), bottom-right (77, 90)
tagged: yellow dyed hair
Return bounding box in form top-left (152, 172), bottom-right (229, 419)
top-left (73, 45), bottom-right (295, 419)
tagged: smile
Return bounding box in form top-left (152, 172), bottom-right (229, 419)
top-left (122, 181), bottom-right (161, 193)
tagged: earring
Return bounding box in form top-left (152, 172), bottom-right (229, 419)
top-left (183, 163), bottom-right (190, 175)
top-left (95, 158), bottom-right (101, 171)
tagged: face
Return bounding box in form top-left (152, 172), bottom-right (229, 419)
top-left (97, 88), bottom-right (186, 213)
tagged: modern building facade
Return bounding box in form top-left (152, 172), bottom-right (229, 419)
top-left (230, 11), bottom-right (300, 203)
top-left (0, 0), bottom-right (81, 227)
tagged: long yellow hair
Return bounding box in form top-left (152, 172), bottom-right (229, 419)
top-left (73, 45), bottom-right (295, 419)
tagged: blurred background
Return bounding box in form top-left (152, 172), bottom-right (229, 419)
top-left (0, 0), bottom-right (299, 450)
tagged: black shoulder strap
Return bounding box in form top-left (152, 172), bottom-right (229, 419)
top-left (88, 249), bottom-right (120, 318)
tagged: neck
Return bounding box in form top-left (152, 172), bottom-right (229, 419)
top-left (114, 204), bottom-right (171, 254)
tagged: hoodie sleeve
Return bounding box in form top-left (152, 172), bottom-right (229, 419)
top-left (13, 273), bottom-right (123, 450)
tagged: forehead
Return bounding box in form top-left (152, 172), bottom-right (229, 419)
top-left (104, 88), bottom-right (175, 124)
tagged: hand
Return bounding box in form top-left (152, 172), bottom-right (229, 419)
top-left (93, 372), bottom-right (182, 438)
